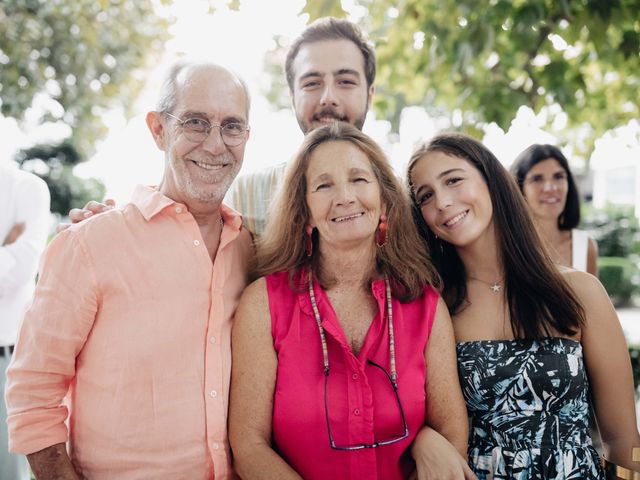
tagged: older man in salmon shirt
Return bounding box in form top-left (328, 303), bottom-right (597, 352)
top-left (5, 60), bottom-right (254, 479)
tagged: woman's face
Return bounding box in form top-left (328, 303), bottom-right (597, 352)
top-left (521, 158), bottom-right (568, 223)
top-left (410, 150), bottom-right (494, 249)
top-left (305, 140), bottom-right (384, 250)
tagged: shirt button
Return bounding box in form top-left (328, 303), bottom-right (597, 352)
top-left (212, 443), bottom-right (220, 450)
top-left (194, 240), bottom-right (200, 246)
top-left (175, 206), bottom-right (182, 214)
top-left (353, 408), bottom-right (360, 416)
top-left (210, 390), bottom-right (217, 398)
top-left (209, 336), bottom-right (216, 344)
top-left (352, 373), bottom-right (359, 380)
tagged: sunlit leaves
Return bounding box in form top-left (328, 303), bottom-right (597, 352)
top-left (285, 0), bottom-right (640, 161)
top-left (0, 0), bottom-right (169, 157)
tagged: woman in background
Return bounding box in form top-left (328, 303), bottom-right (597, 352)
top-left (511, 144), bottom-right (598, 275)
top-left (407, 132), bottom-right (639, 479)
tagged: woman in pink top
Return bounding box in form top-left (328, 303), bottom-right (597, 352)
top-left (229, 122), bottom-right (472, 479)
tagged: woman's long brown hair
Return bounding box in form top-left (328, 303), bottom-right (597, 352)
top-left (256, 122), bottom-right (441, 302)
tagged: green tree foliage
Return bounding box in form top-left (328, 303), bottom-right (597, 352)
top-left (0, 0), bottom-right (170, 158)
top-left (1, 0), bottom-right (170, 215)
top-left (583, 205), bottom-right (640, 304)
top-left (14, 142), bottom-right (106, 216)
top-left (288, 0), bottom-right (640, 153)
top-left (583, 204), bottom-right (640, 257)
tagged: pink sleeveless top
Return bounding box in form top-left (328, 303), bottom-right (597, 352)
top-left (267, 271), bottom-right (438, 480)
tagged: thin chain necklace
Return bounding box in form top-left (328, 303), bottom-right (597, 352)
top-left (467, 275), bottom-right (504, 294)
top-left (307, 271), bottom-right (398, 385)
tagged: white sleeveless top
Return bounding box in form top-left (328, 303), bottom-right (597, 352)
top-left (571, 229), bottom-right (589, 272)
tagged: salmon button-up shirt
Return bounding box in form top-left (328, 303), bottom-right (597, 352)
top-left (6, 185), bottom-right (253, 480)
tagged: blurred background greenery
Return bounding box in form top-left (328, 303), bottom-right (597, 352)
top-left (1, 0), bottom-right (170, 214)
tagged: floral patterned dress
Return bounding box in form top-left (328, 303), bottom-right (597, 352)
top-left (456, 337), bottom-right (604, 479)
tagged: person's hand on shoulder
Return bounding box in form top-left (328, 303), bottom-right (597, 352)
top-left (56, 199), bottom-right (116, 233)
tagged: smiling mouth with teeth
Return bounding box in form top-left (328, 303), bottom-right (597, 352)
top-left (444, 210), bottom-right (468, 227)
top-left (332, 212), bottom-right (364, 222)
top-left (192, 160), bottom-right (226, 170)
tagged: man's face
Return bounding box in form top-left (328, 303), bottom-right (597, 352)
top-left (291, 39), bottom-right (374, 134)
top-left (149, 65), bottom-right (249, 207)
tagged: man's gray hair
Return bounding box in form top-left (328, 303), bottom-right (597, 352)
top-left (155, 60), bottom-right (251, 119)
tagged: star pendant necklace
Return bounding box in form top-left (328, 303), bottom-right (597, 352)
top-left (467, 275), bottom-right (504, 294)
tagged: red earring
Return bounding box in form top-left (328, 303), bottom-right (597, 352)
top-left (376, 215), bottom-right (387, 248)
top-left (306, 226), bottom-right (314, 257)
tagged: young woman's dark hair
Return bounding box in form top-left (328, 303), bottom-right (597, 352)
top-left (511, 144), bottom-right (580, 230)
top-left (407, 132), bottom-right (584, 339)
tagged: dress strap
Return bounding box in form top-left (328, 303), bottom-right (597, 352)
top-left (571, 229), bottom-right (589, 272)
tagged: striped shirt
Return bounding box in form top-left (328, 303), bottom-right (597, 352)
top-left (226, 162), bottom-right (286, 235)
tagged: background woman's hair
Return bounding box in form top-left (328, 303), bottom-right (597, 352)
top-left (407, 132), bottom-right (584, 338)
top-left (511, 144), bottom-right (581, 230)
top-left (256, 122), bottom-right (441, 302)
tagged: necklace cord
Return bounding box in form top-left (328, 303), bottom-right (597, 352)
top-left (308, 271), bottom-right (396, 383)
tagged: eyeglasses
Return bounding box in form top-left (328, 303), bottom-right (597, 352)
top-left (308, 271), bottom-right (409, 450)
top-left (164, 112), bottom-right (250, 147)
top-left (324, 359), bottom-right (409, 450)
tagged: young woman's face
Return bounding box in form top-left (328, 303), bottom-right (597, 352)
top-left (521, 158), bottom-right (568, 223)
top-left (410, 151), bottom-right (494, 249)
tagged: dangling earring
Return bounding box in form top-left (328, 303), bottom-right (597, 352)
top-left (376, 215), bottom-right (388, 248)
top-left (306, 226), bottom-right (314, 257)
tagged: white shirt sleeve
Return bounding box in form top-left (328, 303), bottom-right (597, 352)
top-left (0, 174), bottom-right (51, 295)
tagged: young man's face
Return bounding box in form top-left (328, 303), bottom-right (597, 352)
top-left (291, 39), bottom-right (374, 134)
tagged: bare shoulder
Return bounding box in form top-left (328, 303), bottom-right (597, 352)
top-left (235, 277), bottom-right (270, 330)
top-left (559, 267), bottom-right (602, 294)
top-left (434, 295), bottom-right (451, 320)
top-left (560, 267), bottom-right (618, 331)
top-left (242, 276), bottom-right (266, 296)
top-left (239, 277), bottom-right (268, 309)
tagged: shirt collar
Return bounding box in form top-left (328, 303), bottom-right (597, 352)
top-left (131, 185), bottom-right (175, 221)
top-left (131, 184), bottom-right (244, 234)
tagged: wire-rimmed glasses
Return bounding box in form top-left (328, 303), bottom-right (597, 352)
top-left (324, 358), bottom-right (409, 450)
top-left (164, 112), bottom-right (250, 147)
